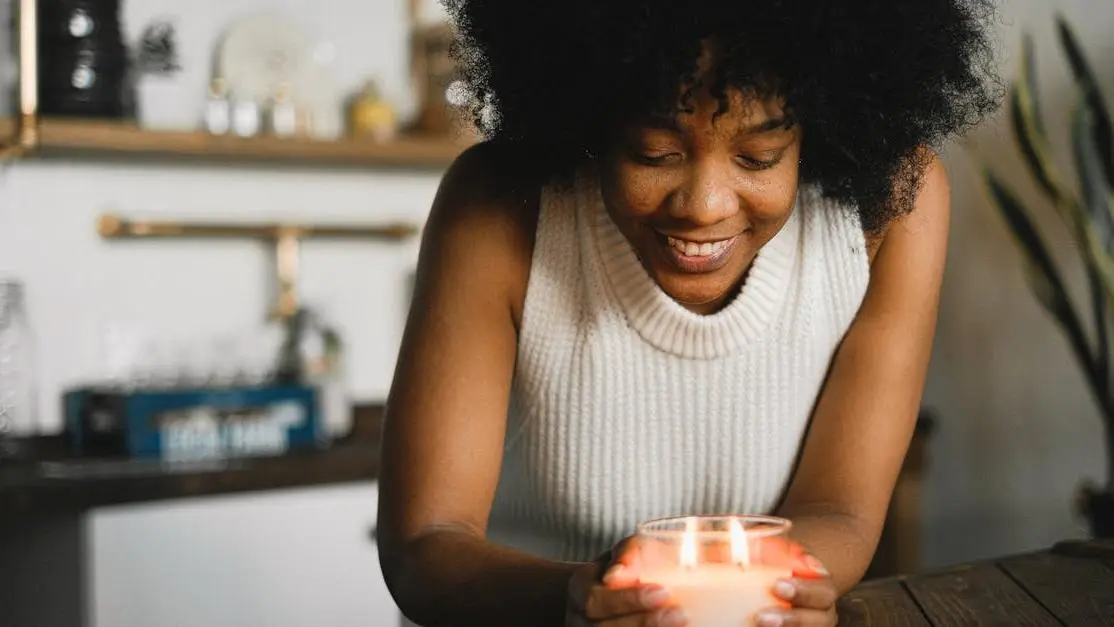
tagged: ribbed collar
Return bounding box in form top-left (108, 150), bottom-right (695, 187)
top-left (584, 175), bottom-right (802, 359)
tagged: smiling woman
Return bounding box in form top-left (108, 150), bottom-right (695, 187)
top-left (376, 2), bottom-right (1002, 627)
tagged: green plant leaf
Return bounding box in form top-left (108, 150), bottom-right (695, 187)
top-left (1012, 39), bottom-right (1114, 324)
top-left (1021, 32), bottom-right (1047, 137)
top-left (1072, 93), bottom-right (1114, 251)
top-left (1072, 91), bottom-right (1114, 387)
top-left (1012, 33), bottom-right (1070, 205)
top-left (984, 169), bottom-right (1096, 376)
top-left (986, 170), bottom-right (1068, 308)
top-left (1057, 14), bottom-right (1114, 187)
top-left (1072, 93), bottom-right (1114, 383)
top-left (1062, 194), bottom-right (1114, 320)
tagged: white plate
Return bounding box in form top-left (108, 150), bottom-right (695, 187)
top-left (216, 11), bottom-right (340, 139)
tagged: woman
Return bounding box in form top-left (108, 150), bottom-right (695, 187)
top-left (377, 1), bottom-right (1000, 625)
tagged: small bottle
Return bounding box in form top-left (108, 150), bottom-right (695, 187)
top-left (0, 279), bottom-right (38, 458)
top-left (347, 79), bottom-right (397, 143)
top-left (231, 91), bottom-right (261, 138)
top-left (268, 82), bottom-right (298, 138)
top-left (205, 78), bottom-right (231, 136)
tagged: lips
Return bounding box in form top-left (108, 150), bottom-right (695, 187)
top-left (656, 232), bottom-right (740, 273)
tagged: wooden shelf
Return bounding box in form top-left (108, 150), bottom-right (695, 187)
top-left (0, 117), bottom-right (473, 169)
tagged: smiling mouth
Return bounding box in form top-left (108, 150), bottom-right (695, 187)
top-left (656, 232), bottom-right (741, 273)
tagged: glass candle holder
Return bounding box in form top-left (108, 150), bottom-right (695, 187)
top-left (635, 515), bottom-right (793, 627)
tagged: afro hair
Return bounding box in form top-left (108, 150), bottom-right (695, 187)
top-left (443, 0), bottom-right (1003, 232)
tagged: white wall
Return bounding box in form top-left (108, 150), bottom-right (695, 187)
top-left (923, 0), bottom-right (1114, 566)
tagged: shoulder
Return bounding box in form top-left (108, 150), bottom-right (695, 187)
top-left (865, 151), bottom-right (951, 265)
top-left (420, 140), bottom-right (543, 325)
top-left (429, 140), bottom-right (543, 245)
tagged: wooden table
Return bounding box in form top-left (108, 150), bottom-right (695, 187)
top-left (838, 538), bottom-right (1114, 626)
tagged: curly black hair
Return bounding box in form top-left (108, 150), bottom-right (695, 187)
top-left (443, 0), bottom-right (1003, 232)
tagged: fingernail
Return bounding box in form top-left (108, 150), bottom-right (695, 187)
top-left (804, 554), bottom-right (830, 575)
top-left (774, 579), bottom-right (796, 600)
top-left (603, 564), bottom-right (624, 583)
top-left (756, 611), bottom-right (785, 627)
top-left (641, 586), bottom-right (670, 606)
top-left (658, 607), bottom-right (688, 627)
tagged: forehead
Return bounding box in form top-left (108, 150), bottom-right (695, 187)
top-left (627, 39), bottom-right (792, 136)
top-left (641, 87), bottom-right (790, 135)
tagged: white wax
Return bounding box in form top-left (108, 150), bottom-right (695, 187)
top-left (639, 564), bottom-right (791, 627)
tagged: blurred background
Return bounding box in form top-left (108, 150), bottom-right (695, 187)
top-left (0, 0), bottom-right (1110, 626)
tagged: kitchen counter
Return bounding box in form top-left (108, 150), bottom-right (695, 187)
top-left (0, 404), bottom-right (384, 517)
top-left (1, 404), bottom-right (386, 627)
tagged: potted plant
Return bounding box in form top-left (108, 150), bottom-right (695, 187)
top-left (983, 16), bottom-right (1114, 538)
top-left (133, 19), bottom-right (191, 130)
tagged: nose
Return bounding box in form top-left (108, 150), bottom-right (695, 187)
top-left (668, 162), bottom-right (740, 226)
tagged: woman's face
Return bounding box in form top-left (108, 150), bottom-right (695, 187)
top-left (599, 87), bottom-right (803, 315)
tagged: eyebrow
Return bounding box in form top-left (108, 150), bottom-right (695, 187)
top-left (746, 116), bottom-right (792, 134)
top-left (643, 114), bottom-right (792, 135)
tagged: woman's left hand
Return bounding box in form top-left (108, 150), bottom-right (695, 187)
top-left (754, 539), bottom-right (839, 627)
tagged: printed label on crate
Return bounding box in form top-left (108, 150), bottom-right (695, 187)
top-left (159, 401), bottom-right (307, 461)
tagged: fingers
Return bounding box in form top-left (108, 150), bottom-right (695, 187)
top-left (570, 580), bottom-right (687, 627)
top-left (753, 537), bottom-right (829, 579)
top-left (758, 575), bottom-right (839, 627)
top-left (583, 583), bottom-right (670, 619)
top-left (793, 553), bottom-right (831, 580)
top-left (753, 537), bottom-right (804, 568)
top-left (602, 563), bottom-right (640, 588)
top-left (569, 559), bottom-right (676, 621)
top-left (569, 537), bottom-right (691, 627)
top-left (608, 535), bottom-right (646, 576)
top-left (772, 577), bottom-right (839, 610)
top-left (755, 608), bottom-right (837, 627)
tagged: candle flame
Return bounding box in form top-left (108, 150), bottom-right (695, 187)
top-left (729, 518), bottom-right (751, 567)
top-left (679, 517), bottom-right (698, 568)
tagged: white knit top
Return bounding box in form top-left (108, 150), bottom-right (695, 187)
top-left (486, 172), bottom-right (871, 562)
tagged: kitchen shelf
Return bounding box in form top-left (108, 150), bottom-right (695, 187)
top-left (0, 117), bottom-right (473, 169)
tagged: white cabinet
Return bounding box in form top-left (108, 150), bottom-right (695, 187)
top-left (90, 481), bottom-right (399, 627)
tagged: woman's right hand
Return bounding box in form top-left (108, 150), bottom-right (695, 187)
top-left (565, 538), bottom-right (687, 627)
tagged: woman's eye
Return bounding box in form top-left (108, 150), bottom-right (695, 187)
top-left (634, 152), bottom-right (681, 166)
top-left (736, 154), bottom-right (782, 170)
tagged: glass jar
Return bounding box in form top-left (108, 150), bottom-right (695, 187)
top-left (0, 280), bottom-right (39, 455)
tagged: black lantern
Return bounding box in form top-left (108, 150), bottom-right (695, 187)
top-left (37, 0), bottom-right (130, 118)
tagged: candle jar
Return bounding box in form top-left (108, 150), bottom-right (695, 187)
top-left (635, 515), bottom-right (793, 627)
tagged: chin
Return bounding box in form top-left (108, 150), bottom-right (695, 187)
top-left (655, 274), bottom-right (734, 312)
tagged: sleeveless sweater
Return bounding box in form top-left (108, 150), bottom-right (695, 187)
top-left (485, 172), bottom-right (871, 562)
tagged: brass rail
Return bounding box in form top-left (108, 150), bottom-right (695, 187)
top-left (97, 214), bottom-right (419, 240)
top-left (0, 0), bottom-right (38, 159)
top-left (98, 213), bottom-right (421, 319)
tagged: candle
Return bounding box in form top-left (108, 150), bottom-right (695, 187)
top-left (635, 515), bottom-right (793, 627)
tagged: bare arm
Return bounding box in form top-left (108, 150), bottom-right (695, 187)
top-left (376, 143), bottom-right (577, 626)
top-left (776, 154), bottom-right (952, 594)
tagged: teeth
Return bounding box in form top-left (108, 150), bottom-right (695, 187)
top-left (667, 236), bottom-right (732, 257)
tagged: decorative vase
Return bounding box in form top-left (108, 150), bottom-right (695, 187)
top-left (135, 75), bottom-right (198, 130)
